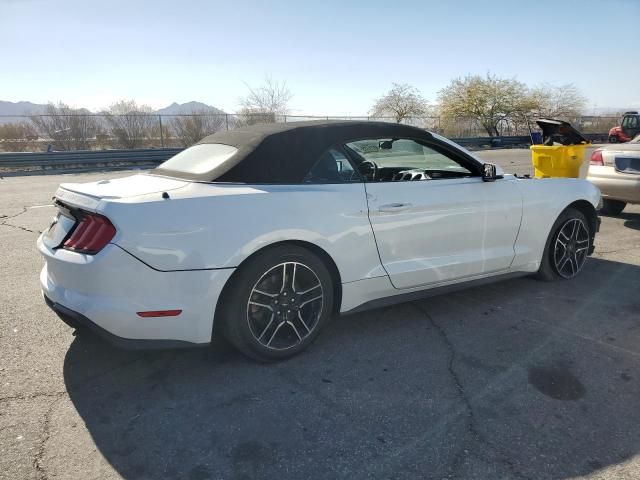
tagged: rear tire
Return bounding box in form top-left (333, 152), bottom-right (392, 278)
top-left (608, 135), bottom-right (619, 143)
top-left (220, 245), bottom-right (334, 362)
top-left (536, 208), bottom-right (591, 282)
top-left (599, 199), bottom-right (626, 216)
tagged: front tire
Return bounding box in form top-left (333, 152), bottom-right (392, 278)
top-left (220, 245), bottom-right (334, 362)
top-left (536, 208), bottom-right (591, 282)
top-left (600, 199), bottom-right (626, 216)
top-left (608, 135), bottom-right (619, 143)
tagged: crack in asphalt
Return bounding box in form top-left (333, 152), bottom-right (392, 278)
top-left (0, 207), bottom-right (27, 220)
top-left (0, 206), bottom-right (42, 234)
top-left (1, 355), bottom-right (150, 479)
top-left (411, 302), bottom-right (530, 480)
top-left (0, 391), bottom-right (68, 480)
top-left (33, 395), bottom-right (64, 480)
top-left (0, 221), bottom-right (42, 234)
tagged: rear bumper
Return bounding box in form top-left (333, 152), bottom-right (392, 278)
top-left (588, 166), bottom-right (640, 204)
top-left (38, 234), bottom-right (234, 346)
top-left (44, 295), bottom-right (202, 349)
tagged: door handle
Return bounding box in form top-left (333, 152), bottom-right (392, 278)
top-left (379, 202), bottom-right (412, 213)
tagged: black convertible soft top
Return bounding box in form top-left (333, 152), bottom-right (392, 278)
top-left (154, 120), bottom-right (435, 183)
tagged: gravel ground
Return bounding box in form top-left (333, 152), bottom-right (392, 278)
top-left (1, 150), bottom-right (640, 480)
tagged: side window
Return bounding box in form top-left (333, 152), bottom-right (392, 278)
top-left (345, 138), bottom-right (473, 182)
top-left (622, 116), bottom-right (637, 128)
top-left (303, 148), bottom-right (361, 184)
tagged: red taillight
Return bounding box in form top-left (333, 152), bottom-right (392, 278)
top-left (63, 212), bottom-right (116, 254)
top-left (590, 150), bottom-right (604, 166)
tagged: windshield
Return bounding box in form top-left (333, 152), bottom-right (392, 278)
top-left (157, 144), bottom-right (238, 175)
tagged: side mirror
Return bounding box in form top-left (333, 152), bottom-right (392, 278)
top-left (482, 163), bottom-right (498, 182)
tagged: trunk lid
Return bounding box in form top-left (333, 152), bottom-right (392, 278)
top-left (58, 174), bottom-right (188, 204)
top-left (44, 174), bottom-right (189, 251)
top-left (601, 145), bottom-right (640, 173)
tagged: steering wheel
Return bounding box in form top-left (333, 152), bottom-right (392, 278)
top-left (359, 160), bottom-right (378, 181)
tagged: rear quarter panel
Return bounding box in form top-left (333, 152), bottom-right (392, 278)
top-left (98, 182), bottom-right (384, 283)
top-left (511, 178), bottom-right (600, 271)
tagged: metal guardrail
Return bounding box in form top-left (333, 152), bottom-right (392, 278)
top-left (0, 133), bottom-right (609, 177)
top-left (455, 136), bottom-right (530, 148)
top-left (0, 148), bottom-right (182, 176)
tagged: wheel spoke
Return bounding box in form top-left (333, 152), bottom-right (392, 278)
top-left (292, 263), bottom-right (298, 292)
top-left (257, 313), bottom-right (275, 341)
top-left (280, 264), bottom-right (287, 293)
top-left (287, 321), bottom-right (303, 341)
top-left (266, 322), bottom-right (286, 347)
top-left (559, 229), bottom-right (571, 242)
top-left (252, 288), bottom-right (278, 298)
top-left (296, 283), bottom-right (321, 296)
top-left (248, 301), bottom-right (273, 311)
top-left (297, 311), bottom-right (311, 333)
top-left (570, 219), bottom-right (578, 240)
top-left (299, 294), bottom-right (322, 308)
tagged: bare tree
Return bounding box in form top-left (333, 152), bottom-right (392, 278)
top-left (104, 100), bottom-right (157, 149)
top-left (0, 122), bottom-right (37, 152)
top-left (370, 83), bottom-right (429, 123)
top-left (438, 74), bottom-right (531, 136)
top-left (234, 108), bottom-right (278, 127)
top-left (527, 83), bottom-right (587, 119)
top-left (235, 77), bottom-right (292, 126)
top-left (30, 102), bottom-right (99, 150)
top-left (170, 110), bottom-right (226, 147)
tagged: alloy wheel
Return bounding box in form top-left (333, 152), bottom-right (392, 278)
top-left (553, 218), bottom-right (590, 279)
top-left (246, 262), bottom-right (324, 350)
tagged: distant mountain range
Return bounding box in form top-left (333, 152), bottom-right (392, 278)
top-left (0, 100), bottom-right (226, 124)
top-left (155, 101), bottom-right (225, 116)
top-left (0, 101), bottom-right (49, 118)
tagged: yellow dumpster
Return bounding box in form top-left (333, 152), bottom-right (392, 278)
top-left (531, 144), bottom-right (588, 178)
top-left (530, 119), bottom-right (590, 178)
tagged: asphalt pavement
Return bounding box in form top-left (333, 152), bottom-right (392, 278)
top-left (1, 150), bottom-right (640, 480)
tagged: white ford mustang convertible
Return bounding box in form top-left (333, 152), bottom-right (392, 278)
top-left (38, 121), bottom-right (600, 361)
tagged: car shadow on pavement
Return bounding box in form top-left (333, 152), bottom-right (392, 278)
top-left (63, 257), bottom-right (640, 480)
top-left (620, 212), bottom-right (640, 231)
top-left (601, 210), bottom-right (640, 231)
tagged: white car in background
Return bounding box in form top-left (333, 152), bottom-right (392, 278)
top-left (38, 121), bottom-right (600, 361)
top-left (588, 137), bottom-right (640, 215)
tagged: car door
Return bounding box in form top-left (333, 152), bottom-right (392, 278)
top-left (345, 137), bottom-right (522, 290)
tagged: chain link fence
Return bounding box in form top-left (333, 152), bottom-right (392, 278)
top-left (0, 113), bottom-right (619, 152)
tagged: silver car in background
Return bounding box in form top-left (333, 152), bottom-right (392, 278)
top-left (588, 137), bottom-right (640, 215)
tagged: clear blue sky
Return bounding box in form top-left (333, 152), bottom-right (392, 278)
top-left (2, 0), bottom-right (638, 115)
